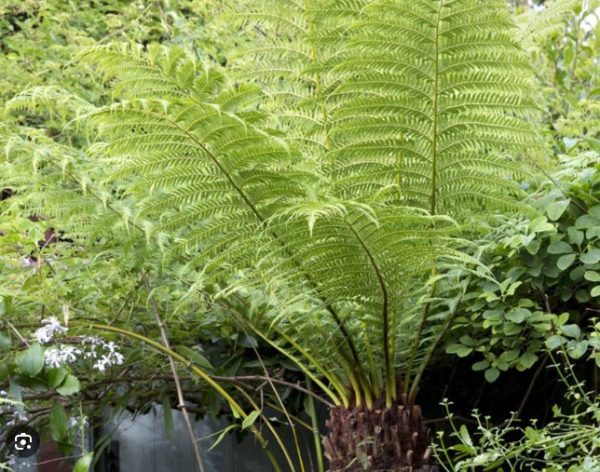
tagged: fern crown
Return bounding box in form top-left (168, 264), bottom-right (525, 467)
top-left (4, 0), bottom-right (540, 408)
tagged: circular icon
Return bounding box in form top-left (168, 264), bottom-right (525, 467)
top-left (5, 425), bottom-right (40, 458)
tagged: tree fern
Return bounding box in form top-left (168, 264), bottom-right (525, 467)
top-left (3, 2), bottom-right (542, 468)
top-left (45, 43), bottom-right (459, 408)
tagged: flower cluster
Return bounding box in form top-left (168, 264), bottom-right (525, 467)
top-left (33, 316), bottom-right (68, 344)
top-left (44, 345), bottom-right (80, 368)
top-left (80, 336), bottom-right (124, 371)
top-left (92, 341), bottom-right (124, 372)
top-left (31, 318), bottom-right (124, 372)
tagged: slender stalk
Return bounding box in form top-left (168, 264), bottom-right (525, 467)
top-left (430, 1), bottom-right (443, 216)
top-left (3, 319), bottom-right (28, 347)
top-left (234, 313), bottom-right (345, 406)
top-left (408, 307), bottom-right (458, 403)
top-left (515, 354), bottom-right (548, 419)
top-left (211, 376), bottom-right (333, 409)
top-left (270, 326), bottom-right (348, 406)
top-left (404, 277), bottom-right (437, 397)
top-left (403, 301), bottom-right (432, 396)
top-left (345, 364), bottom-right (363, 408)
top-left (250, 343), bottom-right (306, 472)
top-left (344, 219), bottom-right (388, 406)
top-left (306, 377), bottom-right (325, 472)
top-left (234, 386), bottom-right (297, 472)
top-left (261, 401), bottom-right (314, 432)
top-left (141, 271), bottom-right (205, 472)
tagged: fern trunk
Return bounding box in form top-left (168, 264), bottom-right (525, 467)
top-left (323, 395), bottom-right (437, 472)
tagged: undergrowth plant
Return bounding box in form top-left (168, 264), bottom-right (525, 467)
top-left (435, 351), bottom-right (600, 471)
top-left (444, 150), bottom-right (600, 383)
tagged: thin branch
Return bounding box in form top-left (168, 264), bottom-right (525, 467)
top-left (141, 270), bottom-right (205, 472)
top-left (3, 319), bottom-right (29, 347)
top-left (515, 354), bottom-right (549, 419)
top-left (306, 377), bottom-right (326, 472)
top-left (211, 376), bottom-right (333, 408)
top-left (249, 343), bottom-right (306, 472)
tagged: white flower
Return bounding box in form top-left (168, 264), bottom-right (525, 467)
top-left (35, 324), bottom-right (125, 372)
top-left (33, 316), bottom-right (68, 344)
top-left (93, 349), bottom-right (124, 372)
top-left (42, 316), bottom-right (68, 334)
top-left (112, 352), bottom-right (124, 365)
top-left (93, 357), bottom-right (108, 372)
top-left (60, 346), bottom-right (80, 363)
top-left (87, 338), bottom-right (125, 371)
top-left (44, 347), bottom-right (63, 368)
top-left (44, 345), bottom-right (81, 368)
top-left (34, 327), bottom-right (53, 344)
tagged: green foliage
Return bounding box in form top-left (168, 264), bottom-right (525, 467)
top-left (0, 1), bottom-right (267, 465)
top-left (73, 452), bottom-right (93, 472)
top-left (15, 343), bottom-right (44, 377)
top-left (240, 0), bottom-right (539, 215)
top-left (435, 360), bottom-right (600, 471)
top-left (445, 152), bottom-right (600, 381)
top-left (0, 1), bottom-right (597, 470)
top-left (1, 0), bottom-right (541, 429)
top-left (10, 0), bottom-right (540, 410)
top-left (517, 0), bottom-right (600, 155)
top-left (50, 402), bottom-right (68, 442)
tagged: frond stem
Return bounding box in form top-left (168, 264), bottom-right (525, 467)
top-left (343, 219), bottom-right (389, 406)
top-left (430, 0), bottom-right (443, 215)
top-left (403, 275), bottom-right (437, 397)
top-left (78, 322), bottom-right (282, 471)
top-left (233, 386), bottom-right (297, 472)
top-left (408, 289), bottom-right (461, 403)
top-left (234, 313), bottom-right (347, 407)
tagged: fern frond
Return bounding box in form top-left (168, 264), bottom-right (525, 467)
top-left (324, 0), bottom-right (539, 216)
top-left (521, 0), bottom-right (600, 43)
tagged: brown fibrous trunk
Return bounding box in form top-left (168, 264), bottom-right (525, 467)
top-left (323, 392), bottom-right (437, 472)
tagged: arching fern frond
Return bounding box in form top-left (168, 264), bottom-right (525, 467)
top-left (322, 0), bottom-right (539, 216)
top-left (231, 0), bottom-right (365, 164)
top-left (6, 86), bottom-right (94, 121)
